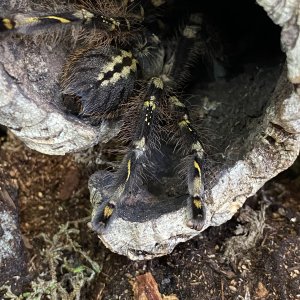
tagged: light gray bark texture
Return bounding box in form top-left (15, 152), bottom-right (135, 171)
top-left (1, 0), bottom-right (300, 260)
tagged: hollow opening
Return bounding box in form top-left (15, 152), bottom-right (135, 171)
top-left (0, 125), bottom-right (7, 139)
top-left (185, 0), bottom-right (283, 172)
top-left (174, 0), bottom-right (283, 77)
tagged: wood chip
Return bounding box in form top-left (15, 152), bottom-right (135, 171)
top-left (131, 272), bottom-right (178, 300)
top-left (255, 281), bottom-right (268, 298)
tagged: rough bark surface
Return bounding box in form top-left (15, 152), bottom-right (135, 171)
top-left (0, 0), bottom-right (300, 260)
top-left (0, 171), bottom-right (27, 292)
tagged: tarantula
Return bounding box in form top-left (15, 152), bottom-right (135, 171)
top-left (0, 0), bottom-right (211, 231)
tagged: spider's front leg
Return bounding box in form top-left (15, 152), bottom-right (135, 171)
top-left (0, 6), bottom-right (140, 34)
top-left (168, 96), bottom-right (206, 230)
top-left (164, 13), bottom-right (210, 230)
top-left (91, 77), bottom-right (164, 232)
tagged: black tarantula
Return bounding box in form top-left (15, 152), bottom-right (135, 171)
top-left (1, 0), bottom-right (214, 231)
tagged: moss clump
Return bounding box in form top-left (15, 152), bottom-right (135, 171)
top-left (1, 222), bottom-right (102, 300)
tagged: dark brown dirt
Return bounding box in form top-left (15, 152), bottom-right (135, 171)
top-left (0, 129), bottom-right (300, 300)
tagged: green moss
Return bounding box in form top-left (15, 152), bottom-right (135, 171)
top-left (1, 222), bottom-right (102, 300)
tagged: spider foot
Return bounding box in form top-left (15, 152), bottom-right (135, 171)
top-left (91, 200), bottom-right (116, 233)
top-left (186, 196), bottom-right (206, 231)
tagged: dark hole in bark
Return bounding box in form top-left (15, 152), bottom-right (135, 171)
top-left (188, 0), bottom-right (282, 72)
top-left (0, 125), bottom-right (7, 138)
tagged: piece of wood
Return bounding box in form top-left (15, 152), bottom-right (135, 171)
top-left (132, 272), bottom-right (178, 300)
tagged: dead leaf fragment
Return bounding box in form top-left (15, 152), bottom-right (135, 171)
top-left (132, 272), bottom-right (178, 300)
top-left (255, 281), bottom-right (268, 298)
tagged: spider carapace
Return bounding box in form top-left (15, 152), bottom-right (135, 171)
top-left (0, 0), bottom-right (211, 231)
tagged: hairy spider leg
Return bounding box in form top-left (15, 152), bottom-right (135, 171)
top-left (169, 13), bottom-right (204, 85)
top-left (160, 13), bottom-right (206, 230)
top-left (0, 8), bottom-right (138, 34)
top-left (168, 96), bottom-right (206, 230)
top-left (92, 77), bottom-right (164, 231)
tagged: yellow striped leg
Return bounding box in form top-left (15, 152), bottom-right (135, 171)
top-left (0, 9), bottom-right (134, 34)
top-left (92, 77), bottom-right (164, 231)
top-left (0, 10), bottom-right (93, 33)
top-left (169, 96), bottom-right (206, 230)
